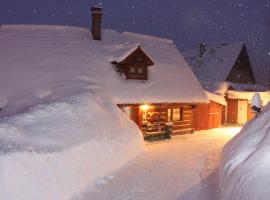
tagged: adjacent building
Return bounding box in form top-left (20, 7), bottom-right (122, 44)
top-left (184, 43), bottom-right (270, 127)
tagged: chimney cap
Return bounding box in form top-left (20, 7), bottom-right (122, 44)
top-left (91, 6), bottom-right (103, 13)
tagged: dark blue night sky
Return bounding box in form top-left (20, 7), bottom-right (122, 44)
top-left (1, 0), bottom-right (270, 79)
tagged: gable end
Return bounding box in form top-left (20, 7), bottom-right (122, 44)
top-left (112, 46), bottom-right (154, 80)
top-left (226, 45), bottom-right (256, 84)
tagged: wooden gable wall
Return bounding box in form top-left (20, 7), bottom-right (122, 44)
top-left (119, 47), bottom-right (154, 80)
top-left (226, 45), bottom-right (256, 84)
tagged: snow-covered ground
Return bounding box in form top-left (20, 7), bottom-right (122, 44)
top-left (73, 127), bottom-right (241, 200)
top-left (220, 105), bottom-right (270, 200)
top-left (0, 93), bottom-right (143, 200)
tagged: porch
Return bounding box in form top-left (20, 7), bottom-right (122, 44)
top-left (119, 103), bottom-right (196, 140)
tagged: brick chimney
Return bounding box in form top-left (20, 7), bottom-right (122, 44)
top-left (91, 6), bottom-right (102, 41)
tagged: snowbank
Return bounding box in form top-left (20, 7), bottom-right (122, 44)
top-left (0, 93), bottom-right (143, 200)
top-left (220, 104), bottom-right (270, 200)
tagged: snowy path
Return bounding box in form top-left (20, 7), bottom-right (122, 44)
top-left (74, 127), bottom-right (241, 200)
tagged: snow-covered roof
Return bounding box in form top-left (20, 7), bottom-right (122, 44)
top-left (227, 90), bottom-right (270, 106)
top-left (203, 81), bottom-right (269, 96)
top-left (112, 44), bottom-right (155, 64)
top-left (205, 91), bottom-right (227, 106)
top-left (183, 43), bottom-right (244, 83)
top-left (0, 25), bottom-right (207, 116)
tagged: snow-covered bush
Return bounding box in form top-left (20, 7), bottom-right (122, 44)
top-left (220, 104), bottom-right (270, 200)
top-left (0, 93), bottom-right (144, 200)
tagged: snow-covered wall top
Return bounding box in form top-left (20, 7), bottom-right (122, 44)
top-left (227, 90), bottom-right (270, 106)
top-left (183, 43), bottom-right (244, 83)
top-left (0, 25), bottom-right (207, 117)
top-left (202, 81), bottom-right (269, 95)
top-left (205, 91), bottom-right (227, 106)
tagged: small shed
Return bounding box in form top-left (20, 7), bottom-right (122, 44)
top-left (193, 91), bottom-right (226, 131)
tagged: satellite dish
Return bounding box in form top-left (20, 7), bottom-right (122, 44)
top-left (252, 93), bottom-right (262, 116)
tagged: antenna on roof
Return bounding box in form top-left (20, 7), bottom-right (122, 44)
top-left (199, 42), bottom-right (207, 57)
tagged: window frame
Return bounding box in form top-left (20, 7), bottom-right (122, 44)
top-left (138, 67), bottom-right (143, 74)
top-left (168, 107), bottom-right (184, 122)
top-left (172, 108), bottom-right (181, 121)
top-left (129, 67), bottom-right (135, 73)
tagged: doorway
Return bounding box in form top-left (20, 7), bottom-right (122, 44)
top-left (237, 100), bottom-right (247, 124)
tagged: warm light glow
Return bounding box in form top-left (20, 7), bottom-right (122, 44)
top-left (140, 104), bottom-right (151, 112)
top-left (215, 127), bottom-right (242, 138)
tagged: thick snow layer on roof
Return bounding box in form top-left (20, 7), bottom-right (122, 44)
top-left (183, 43), bottom-right (244, 83)
top-left (202, 81), bottom-right (269, 96)
top-left (0, 25), bottom-right (207, 117)
top-left (220, 104), bottom-right (270, 200)
top-left (227, 90), bottom-right (270, 105)
top-left (205, 91), bottom-right (226, 105)
top-left (112, 44), bottom-right (139, 63)
top-left (0, 93), bottom-right (143, 200)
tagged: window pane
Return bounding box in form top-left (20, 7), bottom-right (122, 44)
top-left (172, 108), bottom-right (180, 121)
top-left (138, 68), bottom-right (143, 73)
top-left (167, 109), bottom-right (172, 121)
top-left (129, 67), bottom-right (135, 73)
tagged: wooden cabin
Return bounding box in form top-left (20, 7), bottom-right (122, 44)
top-left (110, 43), bottom-right (207, 138)
top-left (0, 9), bottom-right (208, 139)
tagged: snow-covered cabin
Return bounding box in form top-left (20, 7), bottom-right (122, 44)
top-left (0, 7), bottom-right (207, 138)
top-left (184, 43), bottom-right (269, 127)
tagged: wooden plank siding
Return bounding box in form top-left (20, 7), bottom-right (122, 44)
top-left (247, 103), bottom-right (256, 121)
top-left (172, 105), bottom-right (194, 135)
top-left (193, 101), bottom-right (224, 131)
top-left (226, 98), bottom-right (238, 124)
top-left (118, 103), bottom-right (195, 136)
top-left (226, 99), bottom-right (255, 124)
top-left (113, 46), bottom-right (154, 80)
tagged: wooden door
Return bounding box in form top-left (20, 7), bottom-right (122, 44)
top-left (237, 100), bottom-right (248, 124)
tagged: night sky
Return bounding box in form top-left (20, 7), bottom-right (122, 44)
top-left (1, 0), bottom-right (270, 81)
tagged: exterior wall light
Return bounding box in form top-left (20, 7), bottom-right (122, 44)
top-left (140, 104), bottom-right (151, 112)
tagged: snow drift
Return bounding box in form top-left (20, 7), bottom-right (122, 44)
top-left (0, 24), bottom-right (205, 199)
top-left (0, 92), bottom-right (143, 200)
top-left (220, 104), bottom-right (270, 200)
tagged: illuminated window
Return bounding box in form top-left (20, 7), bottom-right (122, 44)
top-left (168, 107), bottom-right (184, 122)
top-left (138, 68), bottom-right (143, 74)
top-left (129, 67), bottom-right (135, 73)
top-left (172, 108), bottom-right (180, 121)
top-left (167, 109), bottom-right (172, 121)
